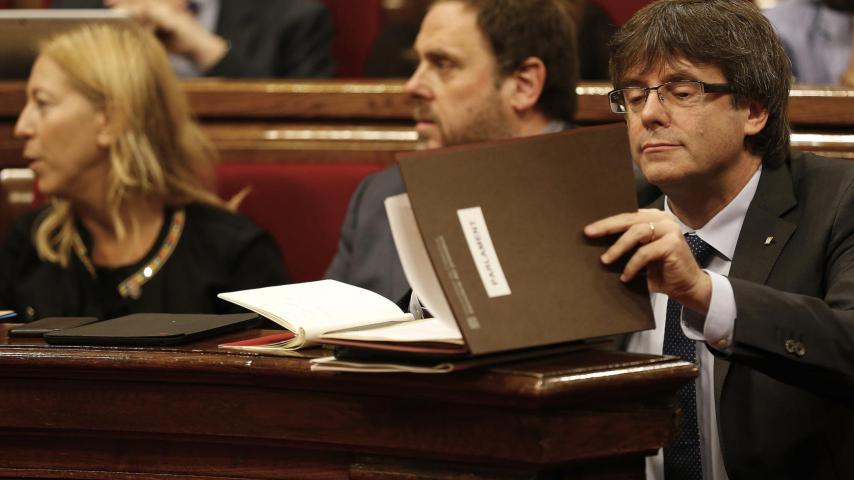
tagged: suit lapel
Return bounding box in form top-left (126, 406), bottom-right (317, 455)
top-left (728, 164), bottom-right (798, 284)
top-left (714, 159), bottom-right (798, 402)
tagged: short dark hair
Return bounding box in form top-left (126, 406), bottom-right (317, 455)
top-left (437, 0), bottom-right (579, 122)
top-left (609, 0), bottom-right (791, 167)
top-left (822, 0), bottom-right (854, 13)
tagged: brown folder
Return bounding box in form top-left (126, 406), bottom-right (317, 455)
top-left (398, 123), bottom-right (654, 355)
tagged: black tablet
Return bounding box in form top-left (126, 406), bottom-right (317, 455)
top-left (9, 316), bottom-right (100, 338)
top-left (43, 313), bottom-right (261, 346)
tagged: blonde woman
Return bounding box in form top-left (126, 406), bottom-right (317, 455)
top-left (0, 23), bottom-right (288, 321)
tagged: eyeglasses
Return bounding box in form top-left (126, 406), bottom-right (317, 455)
top-left (608, 81), bottom-right (733, 114)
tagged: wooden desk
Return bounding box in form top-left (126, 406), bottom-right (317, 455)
top-left (0, 325), bottom-right (695, 480)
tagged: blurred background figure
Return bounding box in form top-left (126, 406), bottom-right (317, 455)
top-left (51, 0), bottom-right (336, 78)
top-left (364, 0), bottom-right (628, 80)
top-left (0, 0), bottom-right (47, 6)
top-left (573, 0), bottom-right (617, 80)
top-left (2, 0), bottom-right (659, 81)
top-left (0, 23), bottom-right (288, 321)
top-left (764, 0), bottom-right (854, 85)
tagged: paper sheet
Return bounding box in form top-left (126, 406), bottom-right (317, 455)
top-left (385, 193), bottom-right (461, 337)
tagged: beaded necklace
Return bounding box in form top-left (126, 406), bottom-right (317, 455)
top-left (72, 209), bottom-right (187, 300)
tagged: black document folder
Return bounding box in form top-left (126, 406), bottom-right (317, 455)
top-left (43, 313), bottom-right (261, 346)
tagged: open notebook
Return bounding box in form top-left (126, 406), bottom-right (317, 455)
top-left (217, 280), bottom-right (453, 353)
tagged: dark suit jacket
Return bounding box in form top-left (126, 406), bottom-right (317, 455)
top-left (662, 150), bottom-right (854, 479)
top-left (324, 165), bottom-right (408, 303)
top-left (52, 0), bottom-right (335, 78)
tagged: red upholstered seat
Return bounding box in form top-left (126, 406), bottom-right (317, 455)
top-left (216, 162), bottom-right (385, 283)
top-left (1, 163), bottom-right (383, 283)
top-left (319, 0), bottom-right (382, 77)
top-left (592, 0), bottom-right (652, 25)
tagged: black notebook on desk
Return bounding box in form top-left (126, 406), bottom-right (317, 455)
top-left (43, 313), bottom-right (261, 346)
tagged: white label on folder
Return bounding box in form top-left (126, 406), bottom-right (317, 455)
top-left (457, 207), bottom-right (511, 298)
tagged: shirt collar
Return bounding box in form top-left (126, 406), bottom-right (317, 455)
top-left (664, 167), bottom-right (762, 261)
top-left (541, 120), bottom-right (569, 134)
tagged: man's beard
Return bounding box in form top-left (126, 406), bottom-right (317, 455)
top-left (414, 90), bottom-right (514, 149)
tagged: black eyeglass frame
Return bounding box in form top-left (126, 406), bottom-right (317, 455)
top-left (607, 81), bottom-right (733, 114)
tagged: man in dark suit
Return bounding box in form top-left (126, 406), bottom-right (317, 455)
top-left (584, 1), bottom-right (854, 479)
top-left (52, 0), bottom-right (336, 78)
top-left (325, 0), bottom-right (580, 302)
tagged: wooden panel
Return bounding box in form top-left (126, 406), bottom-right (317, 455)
top-left (0, 80), bottom-right (420, 168)
top-left (790, 133), bottom-right (854, 159)
top-left (0, 79), bottom-right (415, 120)
top-left (182, 80), bottom-right (411, 119)
top-left (4, 80), bottom-right (854, 124)
top-left (0, 81), bottom-right (24, 119)
top-left (0, 325), bottom-right (696, 479)
top-left (551, 81), bottom-right (854, 127)
top-left (3, 80), bottom-right (854, 171)
top-left (0, 122), bottom-right (414, 169)
top-left (576, 82), bottom-right (624, 124)
top-left (202, 123), bottom-right (416, 164)
top-left (0, 167), bottom-right (34, 240)
top-left (788, 85), bottom-right (854, 126)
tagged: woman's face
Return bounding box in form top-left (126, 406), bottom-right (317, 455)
top-left (14, 55), bottom-right (111, 199)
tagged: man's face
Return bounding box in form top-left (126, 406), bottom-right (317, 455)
top-left (622, 59), bottom-right (762, 192)
top-left (405, 1), bottom-right (514, 149)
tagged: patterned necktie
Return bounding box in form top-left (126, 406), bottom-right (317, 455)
top-left (663, 232), bottom-right (714, 480)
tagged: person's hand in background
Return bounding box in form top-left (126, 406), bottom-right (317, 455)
top-left (105, 0), bottom-right (228, 72)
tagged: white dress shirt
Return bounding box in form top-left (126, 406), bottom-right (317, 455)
top-left (627, 167), bottom-right (762, 480)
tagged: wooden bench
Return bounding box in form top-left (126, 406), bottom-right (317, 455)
top-left (4, 80), bottom-right (854, 169)
top-left (0, 167), bottom-right (34, 242)
top-left (3, 79), bottom-right (854, 279)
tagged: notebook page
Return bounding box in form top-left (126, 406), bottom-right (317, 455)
top-left (385, 193), bottom-right (461, 336)
top-left (218, 280), bottom-right (413, 343)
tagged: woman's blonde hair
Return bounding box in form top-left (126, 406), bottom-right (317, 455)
top-left (33, 22), bottom-right (225, 266)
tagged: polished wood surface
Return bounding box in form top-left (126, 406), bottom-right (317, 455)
top-left (3, 80), bottom-right (854, 169)
top-left (0, 79), bottom-right (419, 168)
top-left (0, 324), bottom-right (696, 479)
top-left (0, 167), bottom-right (33, 241)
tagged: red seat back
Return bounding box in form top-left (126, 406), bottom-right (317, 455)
top-left (592, 0), bottom-right (652, 25)
top-left (319, 0), bottom-right (383, 77)
top-left (216, 162), bottom-right (385, 282)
